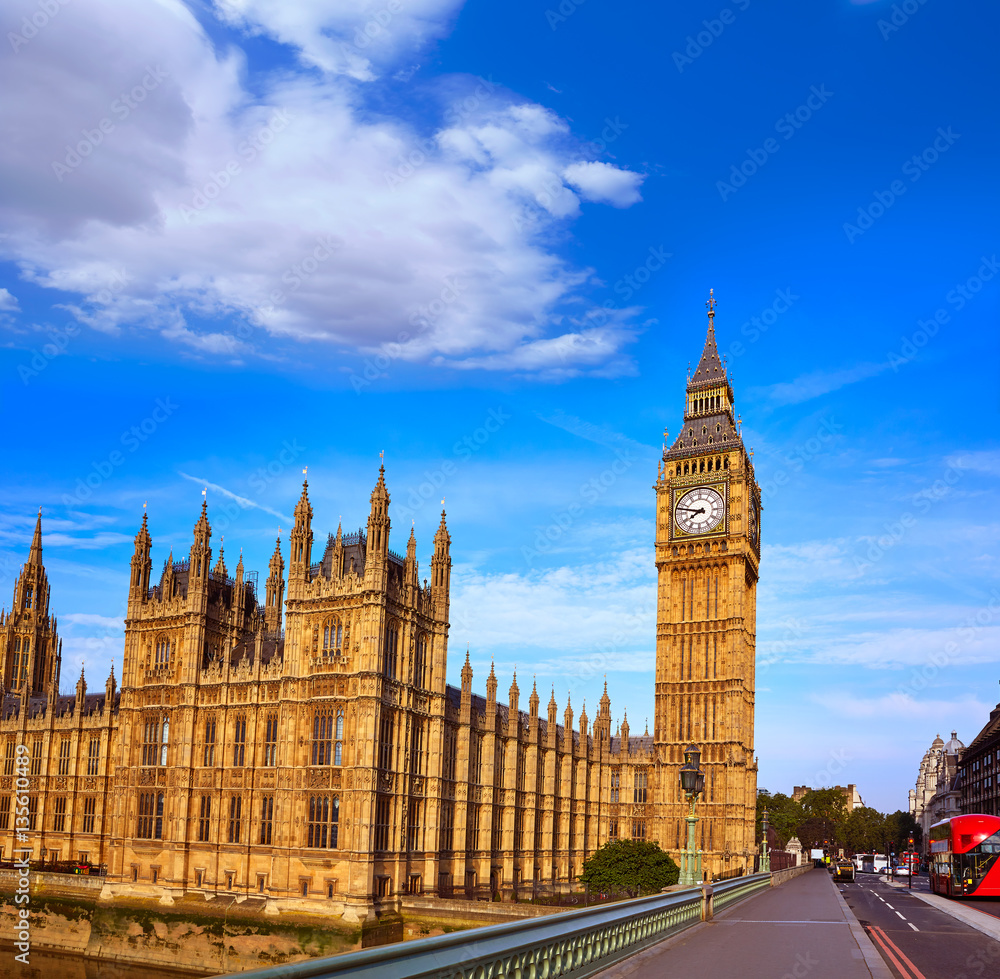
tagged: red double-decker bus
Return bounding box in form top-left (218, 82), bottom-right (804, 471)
top-left (929, 814), bottom-right (1000, 897)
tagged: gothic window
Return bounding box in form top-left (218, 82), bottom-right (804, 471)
top-left (335, 710), bottom-right (344, 766)
top-left (312, 709), bottom-right (333, 765)
top-left (322, 618), bottom-right (343, 656)
top-left (228, 794), bottom-right (242, 843)
top-left (471, 733), bottom-right (483, 784)
top-left (203, 717), bottom-right (216, 766)
top-left (30, 739), bottom-right (41, 776)
top-left (82, 797), bottom-right (96, 834)
top-left (52, 796), bottom-right (67, 832)
top-left (378, 713), bottom-right (394, 771)
top-left (260, 795), bottom-right (274, 845)
top-left (413, 634), bottom-right (428, 688)
top-left (24, 586), bottom-right (32, 610)
top-left (610, 769), bottom-right (620, 803)
top-left (3, 741), bottom-right (14, 776)
top-left (467, 804), bottom-right (481, 851)
top-left (632, 820), bottom-right (646, 839)
top-left (87, 737), bottom-right (100, 775)
top-left (409, 718), bottom-right (424, 776)
top-left (382, 622), bottom-right (399, 679)
top-left (58, 738), bottom-right (71, 775)
top-left (373, 794), bottom-right (391, 851)
top-left (137, 792), bottom-right (164, 839)
top-left (197, 795), bottom-right (211, 842)
top-left (439, 802), bottom-right (454, 852)
top-left (633, 770), bottom-right (648, 804)
top-left (141, 717), bottom-right (163, 766)
top-left (160, 719), bottom-right (169, 766)
top-left (407, 800), bottom-right (424, 851)
top-left (232, 715), bottom-right (246, 767)
top-left (307, 796), bottom-right (340, 848)
top-left (609, 818), bottom-right (619, 839)
top-left (263, 713), bottom-right (278, 766)
top-left (154, 636), bottom-right (171, 669)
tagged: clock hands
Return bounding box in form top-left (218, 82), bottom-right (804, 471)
top-left (676, 506), bottom-right (707, 515)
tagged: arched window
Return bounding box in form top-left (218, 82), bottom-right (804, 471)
top-left (334, 709), bottom-right (344, 765)
top-left (312, 709), bottom-right (333, 765)
top-left (154, 635), bottom-right (171, 669)
top-left (322, 618), bottom-right (343, 656)
top-left (413, 634), bottom-right (428, 688)
top-left (160, 719), bottom-right (170, 766)
top-left (382, 623), bottom-right (399, 679)
top-left (307, 795), bottom-right (340, 848)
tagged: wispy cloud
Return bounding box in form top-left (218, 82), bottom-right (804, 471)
top-left (753, 362), bottom-right (888, 407)
top-left (536, 410), bottom-right (655, 454)
top-left (178, 472), bottom-right (291, 523)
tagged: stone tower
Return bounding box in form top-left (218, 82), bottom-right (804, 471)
top-left (653, 291), bottom-right (760, 878)
top-left (0, 511), bottom-right (61, 698)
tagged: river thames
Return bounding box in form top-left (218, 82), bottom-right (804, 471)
top-left (0, 948), bottom-right (212, 979)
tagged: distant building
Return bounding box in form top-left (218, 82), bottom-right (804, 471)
top-left (909, 732), bottom-right (964, 845)
top-left (959, 697), bottom-right (1000, 818)
top-left (792, 784), bottom-right (864, 812)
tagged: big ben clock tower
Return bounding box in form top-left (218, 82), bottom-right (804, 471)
top-left (654, 291), bottom-right (760, 879)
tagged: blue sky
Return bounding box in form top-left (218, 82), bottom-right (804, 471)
top-left (1, 0), bottom-right (997, 814)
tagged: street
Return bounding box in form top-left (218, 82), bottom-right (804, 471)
top-left (840, 873), bottom-right (1000, 979)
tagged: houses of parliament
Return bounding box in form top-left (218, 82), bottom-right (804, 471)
top-left (0, 302), bottom-right (760, 919)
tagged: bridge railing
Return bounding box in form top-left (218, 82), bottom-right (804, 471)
top-left (213, 874), bottom-right (771, 979)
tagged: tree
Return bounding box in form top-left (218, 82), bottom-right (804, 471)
top-left (840, 807), bottom-right (886, 855)
top-left (884, 810), bottom-right (922, 853)
top-left (757, 790), bottom-right (804, 849)
top-left (579, 839), bottom-right (680, 895)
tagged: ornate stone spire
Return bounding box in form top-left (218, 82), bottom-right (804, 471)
top-left (27, 508), bottom-right (43, 566)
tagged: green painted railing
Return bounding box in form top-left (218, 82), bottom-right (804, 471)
top-left (213, 874), bottom-right (771, 979)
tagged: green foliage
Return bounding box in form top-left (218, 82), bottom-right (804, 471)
top-left (757, 790), bottom-right (804, 849)
top-left (840, 807), bottom-right (886, 854)
top-left (580, 839), bottom-right (679, 895)
top-left (884, 810), bottom-right (922, 852)
top-left (799, 788), bottom-right (849, 823)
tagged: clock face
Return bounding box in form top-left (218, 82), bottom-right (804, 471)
top-left (674, 486), bottom-right (725, 535)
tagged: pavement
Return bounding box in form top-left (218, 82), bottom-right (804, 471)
top-left (595, 868), bottom-right (893, 979)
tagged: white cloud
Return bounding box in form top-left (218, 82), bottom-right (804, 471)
top-left (0, 288), bottom-right (19, 311)
top-left (563, 161), bottom-right (644, 207)
top-left (60, 613), bottom-right (124, 632)
top-left (0, 0), bottom-right (646, 378)
top-left (178, 472), bottom-right (291, 523)
top-left (752, 362), bottom-right (888, 406)
top-left (810, 691), bottom-right (989, 720)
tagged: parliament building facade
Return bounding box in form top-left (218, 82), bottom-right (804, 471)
top-left (0, 305), bottom-right (759, 919)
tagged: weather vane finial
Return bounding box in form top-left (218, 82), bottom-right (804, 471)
top-left (706, 288), bottom-right (717, 319)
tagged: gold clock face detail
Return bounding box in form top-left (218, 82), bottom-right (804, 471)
top-left (674, 486), bottom-right (725, 535)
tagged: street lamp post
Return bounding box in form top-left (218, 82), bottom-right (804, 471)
top-left (678, 743), bottom-right (705, 887)
top-left (760, 808), bottom-right (771, 873)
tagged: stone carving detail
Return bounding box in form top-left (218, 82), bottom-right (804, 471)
top-left (307, 768), bottom-right (330, 788)
top-left (138, 770), bottom-right (154, 785)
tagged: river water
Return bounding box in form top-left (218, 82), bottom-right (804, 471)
top-left (0, 947), bottom-right (213, 979)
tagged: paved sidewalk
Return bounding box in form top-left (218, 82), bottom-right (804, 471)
top-left (596, 869), bottom-right (892, 979)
